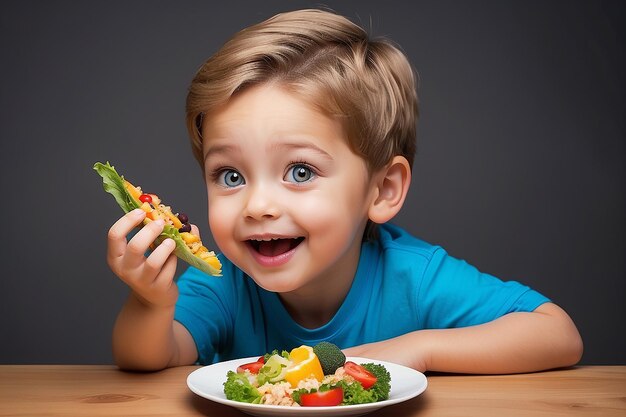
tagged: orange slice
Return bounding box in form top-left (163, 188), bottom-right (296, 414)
top-left (284, 345), bottom-right (324, 387)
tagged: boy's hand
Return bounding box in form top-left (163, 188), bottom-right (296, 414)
top-left (107, 209), bottom-right (178, 308)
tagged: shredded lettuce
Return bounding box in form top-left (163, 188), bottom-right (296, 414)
top-left (93, 161), bottom-right (221, 276)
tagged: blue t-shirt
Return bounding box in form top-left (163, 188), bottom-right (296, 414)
top-left (174, 223), bottom-right (549, 365)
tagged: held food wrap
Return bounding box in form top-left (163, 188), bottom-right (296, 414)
top-left (94, 161), bottom-right (222, 276)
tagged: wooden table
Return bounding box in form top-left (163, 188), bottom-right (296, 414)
top-left (0, 365), bottom-right (624, 416)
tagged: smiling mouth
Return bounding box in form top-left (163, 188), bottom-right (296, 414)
top-left (247, 237), bottom-right (305, 257)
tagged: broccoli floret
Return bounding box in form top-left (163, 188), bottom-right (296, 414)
top-left (362, 363), bottom-right (391, 401)
top-left (313, 341), bottom-right (346, 375)
top-left (223, 370), bottom-right (262, 404)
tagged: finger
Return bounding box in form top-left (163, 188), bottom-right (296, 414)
top-left (107, 209), bottom-right (146, 260)
top-left (143, 238), bottom-right (176, 278)
top-left (124, 219), bottom-right (166, 268)
top-left (152, 251), bottom-right (178, 290)
top-left (190, 224), bottom-right (201, 236)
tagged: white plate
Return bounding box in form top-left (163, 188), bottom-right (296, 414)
top-left (187, 356), bottom-right (427, 417)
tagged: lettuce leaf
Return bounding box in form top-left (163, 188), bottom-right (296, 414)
top-left (223, 371), bottom-right (262, 404)
top-left (93, 161), bottom-right (221, 276)
top-left (93, 162), bottom-right (141, 213)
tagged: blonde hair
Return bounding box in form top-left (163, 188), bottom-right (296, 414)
top-left (186, 9), bottom-right (419, 173)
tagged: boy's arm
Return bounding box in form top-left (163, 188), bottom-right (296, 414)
top-left (343, 302), bottom-right (583, 374)
top-left (112, 294), bottom-right (197, 370)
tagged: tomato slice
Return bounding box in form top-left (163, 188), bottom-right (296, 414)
top-left (343, 361), bottom-right (377, 389)
top-left (299, 387), bottom-right (343, 406)
top-left (236, 356), bottom-right (265, 374)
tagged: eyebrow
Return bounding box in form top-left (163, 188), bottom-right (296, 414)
top-left (203, 143), bottom-right (240, 163)
top-left (204, 140), bottom-right (334, 163)
top-left (270, 141), bottom-right (334, 160)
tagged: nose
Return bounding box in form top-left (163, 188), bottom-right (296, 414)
top-left (243, 183), bottom-right (281, 221)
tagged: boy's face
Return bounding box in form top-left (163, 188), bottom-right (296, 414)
top-left (201, 84), bottom-right (376, 294)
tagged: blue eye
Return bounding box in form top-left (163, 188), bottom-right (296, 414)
top-left (285, 164), bottom-right (315, 183)
top-left (219, 169), bottom-right (245, 187)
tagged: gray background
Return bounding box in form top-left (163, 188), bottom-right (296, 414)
top-left (1, 0), bottom-right (623, 365)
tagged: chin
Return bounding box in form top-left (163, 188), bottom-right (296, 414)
top-left (245, 269), bottom-right (306, 293)
top-left (252, 277), bottom-right (300, 293)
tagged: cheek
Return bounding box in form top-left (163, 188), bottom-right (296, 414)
top-left (207, 197), bottom-right (236, 254)
top-left (295, 186), bottom-right (368, 239)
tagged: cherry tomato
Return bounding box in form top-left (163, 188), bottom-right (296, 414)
top-left (236, 356), bottom-right (265, 374)
top-left (343, 361), bottom-right (377, 389)
top-left (139, 193), bottom-right (152, 203)
top-left (299, 387), bottom-right (343, 407)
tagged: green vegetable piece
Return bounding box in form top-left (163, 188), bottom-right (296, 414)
top-left (93, 162), bottom-right (141, 213)
top-left (223, 371), bottom-right (262, 403)
top-left (93, 161), bottom-right (221, 276)
top-left (337, 363), bottom-right (391, 405)
top-left (290, 388), bottom-right (306, 405)
top-left (313, 341), bottom-right (346, 375)
top-left (362, 363), bottom-right (391, 401)
top-left (338, 379), bottom-right (377, 405)
top-left (257, 354), bottom-right (289, 385)
top-left (263, 349), bottom-right (289, 362)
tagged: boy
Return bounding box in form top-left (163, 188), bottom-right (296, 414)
top-left (107, 9), bottom-right (582, 373)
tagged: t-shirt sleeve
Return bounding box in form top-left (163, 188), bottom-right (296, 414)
top-left (416, 248), bottom-right (551, 329)
top-left (174, 263), bottom-right (235, 365)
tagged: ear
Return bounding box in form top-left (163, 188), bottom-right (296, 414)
top-left (368, 156), bottom-right (412, 224)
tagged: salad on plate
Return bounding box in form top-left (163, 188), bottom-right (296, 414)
top-left (223, 342), bottom-right (391, 407)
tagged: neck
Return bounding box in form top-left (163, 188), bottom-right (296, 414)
top-left (279, 290), bottom-right (346, 329)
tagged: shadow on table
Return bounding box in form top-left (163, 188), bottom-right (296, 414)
top-left (188, 392), bottom-right (248, 416)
